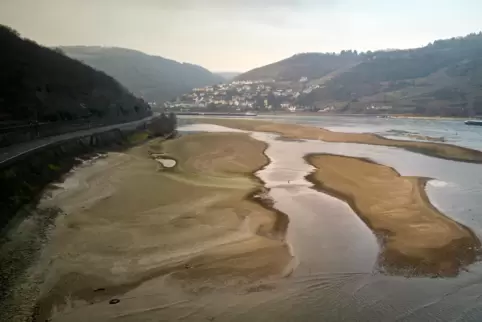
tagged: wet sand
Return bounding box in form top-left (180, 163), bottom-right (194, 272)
top-left (305, 154), bottom-right (480, 276)
top-left (5, 121), bottom-right (482, 321)
top-left (25, 132), bottom-right (292, 321)
top-left (406, 133), bottom-right (445, 142)
top-left (190, 118), bottom-right (482, 163)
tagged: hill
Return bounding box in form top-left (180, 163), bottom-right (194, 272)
top-left (237, 33), bottom-right (482, 116)
top-left (236, 52), bottom-right (361, 82)
top-left (61, 46), bottom-right (224, 104)
top-left (0, 25), bottom-right (151, 125)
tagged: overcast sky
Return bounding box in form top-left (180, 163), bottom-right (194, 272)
top-left (1, 0), bottom-right (481, 72)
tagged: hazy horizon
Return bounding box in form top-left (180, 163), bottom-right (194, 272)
top-left (1, 0), bottom-right (481, 72)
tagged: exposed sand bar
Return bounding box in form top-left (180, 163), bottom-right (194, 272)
top-left (27, 132), bottom-right (291, 321)
top-left (305, 154), bottom-right (480, 276)
top-left (190, 118), bottom-right (482, 163)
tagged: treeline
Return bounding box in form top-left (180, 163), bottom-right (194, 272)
top-left (0, 25), bottom-right (152, 126)
top-left (290, 32), bottom-right (482, 116)
top-left (315, 33), bottom-right (482, 96)
top-left (236, 53), bottom-right (362, 82)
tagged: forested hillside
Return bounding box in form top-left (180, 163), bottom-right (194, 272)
top-left (237, 33), bottom-right (482, 116)
top-left (236, 52), bottom-right (361, 82)
top-left (61, 47), bottom-right (224, 104)
top-left (0, 25), bottom-right (151, 124)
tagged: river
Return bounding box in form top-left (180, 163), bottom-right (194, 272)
top-left (255, 114), bottom-right (482, 151)
top-left (177, 118), bottom-right (482, 322)
top-left (5, 116), bottom-right (482, 321)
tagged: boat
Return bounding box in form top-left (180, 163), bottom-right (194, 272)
top-left (464, 120), bottom-right (482, 126)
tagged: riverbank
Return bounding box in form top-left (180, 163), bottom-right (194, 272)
top-left (189, 118), bottom-right (482, 163)
top-left (305, 154), bottom-right (480, 276)
top-left (7, 132), bottom-right (291, 321)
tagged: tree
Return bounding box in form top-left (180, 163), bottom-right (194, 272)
top-left (0, 24), bottom-right (151, 125)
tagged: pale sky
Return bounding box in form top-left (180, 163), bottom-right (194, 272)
top-left (0, 0), bottom-right (481, 72)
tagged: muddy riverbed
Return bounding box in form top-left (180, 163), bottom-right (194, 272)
top-left (4, 121), bottom-right (482, 321)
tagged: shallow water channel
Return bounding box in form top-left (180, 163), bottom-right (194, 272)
top-left (179, 123), bottom-right (482, 322)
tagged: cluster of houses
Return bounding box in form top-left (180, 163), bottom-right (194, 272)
top-left (366, 105), bottom-right (393, 111)
top-left (164, 78), bottom-right (323, 112)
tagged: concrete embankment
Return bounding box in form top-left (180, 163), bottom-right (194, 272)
top-left (0, 114), bottom-right (177, 320)
top-left (0, 113), bottom-right (177, 233)
top-left (1, 129), bottom-right (130, 232)
top-left (3, 132), bottom-right (291, 322)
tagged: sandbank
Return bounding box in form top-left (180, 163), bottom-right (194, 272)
top-left (305, 154), bottom-right (480, 276)
top-left (191, 118), bottom-right (482, 163)
top-left (27, 132), bottom-right (291, 321)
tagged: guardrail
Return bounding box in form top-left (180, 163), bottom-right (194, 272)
top-left (0, 116), bottom-right (152, 167)
top-left (0, 116), bottom-right (151, 149)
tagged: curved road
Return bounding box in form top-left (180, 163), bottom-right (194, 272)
top-left (0, 116), bottom-right (154, 166)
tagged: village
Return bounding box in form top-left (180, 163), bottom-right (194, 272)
top-left (160, 77), bottom-right (395, 114)
top-left (163, 78), bottom-right (327, 113)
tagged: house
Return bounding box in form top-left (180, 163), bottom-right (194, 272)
top-left (368, 105), bottom-right (393, 110)
top-left (319, 106), bottom-right (335, 112)
top-left (280, 102), bottom-right (290, 109)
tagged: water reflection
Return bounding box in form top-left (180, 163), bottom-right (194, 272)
top-left (178, 124), bottom-right (482, 321)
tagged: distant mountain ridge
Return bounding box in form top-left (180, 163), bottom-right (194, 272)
top-left (236, 33), bottom-right (482, 116)
top-left (60, 46), bottom-right (224, 104)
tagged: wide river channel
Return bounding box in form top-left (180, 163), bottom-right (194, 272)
top-left (177, 119), bottom-right (482, 322)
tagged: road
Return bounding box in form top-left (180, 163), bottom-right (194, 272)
top-left (0, 116), bottom-right (153, 166)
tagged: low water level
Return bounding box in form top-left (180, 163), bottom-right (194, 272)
top-left (180, 123), bottom-right (482, 321)
top-left (181, 115), bottom-right (482, 150)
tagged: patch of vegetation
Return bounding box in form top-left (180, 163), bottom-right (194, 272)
top-left (127, 131), bottom-right (149, 145)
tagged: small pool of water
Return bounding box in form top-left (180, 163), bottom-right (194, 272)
top-left (151, 154), bottom-right (177, 168)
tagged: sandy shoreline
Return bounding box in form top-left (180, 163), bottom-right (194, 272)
top-left (190, 118), bottom-right (482, 163)
top-left (255, 113), bottom-right (468, 120)
top-left (4, 119), bottom-right (481, 321)
top-left (18, 132), bottom-right (292, 321)
top-left (305, 154), bottom-right (480, 276)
